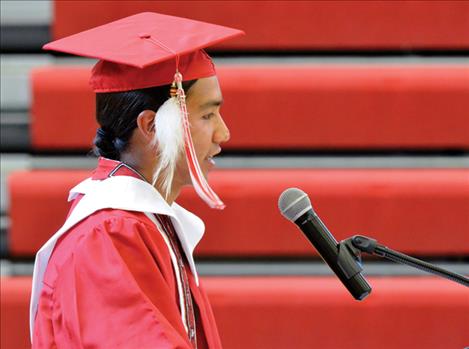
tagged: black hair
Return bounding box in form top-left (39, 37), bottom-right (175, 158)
top-left (93, 80), bottom-right (197, 160)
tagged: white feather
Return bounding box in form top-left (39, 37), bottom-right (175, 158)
top-left (152, 97), bottom-right (185, 198)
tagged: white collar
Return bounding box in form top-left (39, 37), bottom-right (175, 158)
top-left (68, 176), bottom-right (205, 279)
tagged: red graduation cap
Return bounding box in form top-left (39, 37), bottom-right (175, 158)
top-left (43, 12), bottom-right (244, 92)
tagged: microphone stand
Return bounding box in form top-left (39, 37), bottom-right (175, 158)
top-left (338, 235), bottom-right (469, 288)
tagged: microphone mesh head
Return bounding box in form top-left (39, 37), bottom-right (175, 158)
top-left (278, 188), bottom-right (313, 222)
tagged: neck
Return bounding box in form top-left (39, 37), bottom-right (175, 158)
top-left (120, 153), bottom-right (184, 206)
top-left (160, 184), bottom-right (182, 205)
top-left (153, 172), bottom-right (186, 205)
top-left (119, 153), bottom-right (151, 181)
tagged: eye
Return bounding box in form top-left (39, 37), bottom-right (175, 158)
top-left (202, 113), bottom-right (215, 120)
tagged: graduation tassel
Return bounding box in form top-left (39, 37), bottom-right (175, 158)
top-left (142, 35), bottom-right (225, 208)
top-left (173, 72), bottom-right (225, 209)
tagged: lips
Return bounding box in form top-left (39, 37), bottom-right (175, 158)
top-left (205, 154), bottom-right (217, 164)
top-left (205, 148), bottom-right (221, 166)
top-left (206, 148), bottom-right (221, 160)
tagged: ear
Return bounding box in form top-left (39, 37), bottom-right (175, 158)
top-left (136, 110), bottom-right (156, 141)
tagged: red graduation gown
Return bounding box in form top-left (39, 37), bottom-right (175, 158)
top-left (32, 158), bottom-right (222, 349)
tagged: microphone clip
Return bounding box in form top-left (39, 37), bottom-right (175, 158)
top-left (336, 238), bottom-right (365, 279)
top-left (337, 235), bottom-right (382, 279)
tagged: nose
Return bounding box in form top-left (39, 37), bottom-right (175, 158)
top-left (214, 115), bottom-right (230, 144)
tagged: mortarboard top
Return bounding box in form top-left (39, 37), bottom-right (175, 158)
top-left (43, 12), bottom-right (244, 92)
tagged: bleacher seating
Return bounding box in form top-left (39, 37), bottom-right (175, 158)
top-left (31, 65), bottom-right (469, 151)
top-left (1, 277), bottom-right (31, 349)
top-left (2, 276), bottom-right (468, 349)
top-left (53, 1), bottom-right (469, 50)
top-left (2, 1), bottom-right (468, 348)
top-left (9, 169), bottom-right (469, 257)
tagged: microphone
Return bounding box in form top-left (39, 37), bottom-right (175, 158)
top-left (278, 188), bottom-right (372, 300)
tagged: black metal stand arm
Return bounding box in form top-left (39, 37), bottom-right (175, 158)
top-left (339, 235), bottom-right (469, 288)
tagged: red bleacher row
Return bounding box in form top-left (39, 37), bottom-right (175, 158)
top-left (2, 276), bottom-right (468, 349)
top-left (31, 65), bottom-right (469, 151)
top-left (53, 1), bottom-right (469, 50)
top-left (9, 169), bottom-right (469, 257)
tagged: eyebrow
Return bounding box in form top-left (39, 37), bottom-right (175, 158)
top-left (199, 98), bottom-right (223, 110)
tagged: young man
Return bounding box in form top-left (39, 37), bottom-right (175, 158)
top-left (30, 12), bottom-right (243, 348)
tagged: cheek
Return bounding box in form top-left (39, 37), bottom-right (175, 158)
top-left (191, 123), bottom-right (213, 155)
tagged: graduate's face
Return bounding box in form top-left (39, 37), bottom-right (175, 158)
top-left (174, 76), bottom-right (230, 185)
